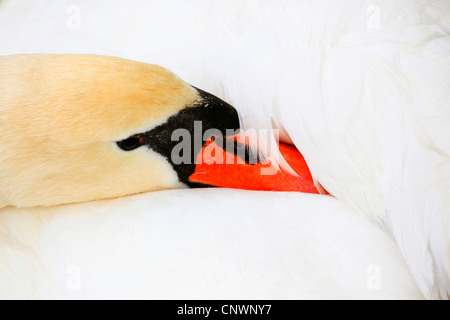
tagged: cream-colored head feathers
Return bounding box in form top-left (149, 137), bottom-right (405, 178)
top-left (0, 54), bottom-right (201, 208)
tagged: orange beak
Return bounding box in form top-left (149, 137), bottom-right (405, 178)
top-left (188, 135), bottom-right (321, 194)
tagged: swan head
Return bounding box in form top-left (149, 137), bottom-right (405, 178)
top-left (0, 54), bottom-right (240, 208)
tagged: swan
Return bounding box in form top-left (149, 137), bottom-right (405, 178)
top-left (0, 0), bottom-right (448, 299)
top-left (0, 53), bottom-right (422, 300)
top-left (0, 53), bottom-right (421, 300)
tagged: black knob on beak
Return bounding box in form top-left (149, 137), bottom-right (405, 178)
top-left (143, 87), bottom-right (241, 186)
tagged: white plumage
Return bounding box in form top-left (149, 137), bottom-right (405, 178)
top-left (0, 0), bottom-right (448, 299)
top-left (0, 190), bottom-right (422, 299)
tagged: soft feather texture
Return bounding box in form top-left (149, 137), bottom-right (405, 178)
top-left (0, 54), bottom-right (198, 207)
top-left (0, 189), bottom-right (423, 300)
top-left (0, 0), bottom-right (448, 299)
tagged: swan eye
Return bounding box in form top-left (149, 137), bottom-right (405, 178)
top-left (117, 135), bottom-right (145, 151)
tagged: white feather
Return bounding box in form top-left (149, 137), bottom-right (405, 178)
top-left (0, 189), bottom-right (422, 299)
top-left (0, 0), bottom-right (448, 299)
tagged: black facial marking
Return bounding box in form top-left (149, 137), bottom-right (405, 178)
top-left (117, 135), bottom-right (146, 151)
top-left (140, 88), bottom-right (241, 186)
